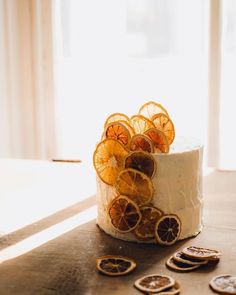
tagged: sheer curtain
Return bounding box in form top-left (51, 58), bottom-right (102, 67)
top-left (0, 0), bottom-right (55, 159)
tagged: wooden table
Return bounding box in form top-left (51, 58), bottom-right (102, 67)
top-left (0, 160), bottom-right (236, 295)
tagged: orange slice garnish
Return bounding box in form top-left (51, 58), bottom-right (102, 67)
top-left (93, 139), bottom-right (128, 185)
top-left (134, 206), bottom-right (163, 241)
top-left (104, 122), bottom-right (131, 146)
top-left (96, 255), bottom-right (136, 276)
top-left (115, 168), bottom-right (154, 206)
top-left (124, 151), bottom-right (156, 178)
top-left (104, 112), bottom-right (130, 128)
top-left (129, 134), bottom-right (154, 153)
top-left (130, 115), bottom-right (155, 134)
top-left (139, 101), bottom-right (169, 119)
top-left (144, 128), bottom-right (169, 153)
top-left (152, 113), bottom-right (175, 144)
top-left (108, 195), bottom-right (141, 232)
top-left (155, 214), bottom-right (181, 246)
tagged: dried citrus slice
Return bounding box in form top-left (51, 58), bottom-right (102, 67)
top-left (104, 112), bottom-right (130, 127)
top-left (129, 134), bottom-right (154, 153)
top-left (108, 195), bottom-right (141, 232)
top-left (93, 139), bottom-right (128, 185)
top-left (104, 122), bottom-right (131, 146)
top-left (157, 281), bottom-right (181, 295)
top-left (115, 168), bottom-right (154, 206)
top-left (152, 113), bottom-right (175, 144)
top-left (124, 151), bottom-right (156, 178)
top-left (173, 251), bottom-right (208, 266)
top-left (134, 274), bottom-right (175, 293)
top-left (182, 246), bottom-right (222, 260)
top-left (155, 214), bottom-right (181, 246)
top-left (166, 256), bottom-right (201, 272)
top-left (210, 275), bottom-right (236, 294)
top-left (134, 206), bottom-right (163, 241)
top-left (145, 128), bottom-right (169, 153)
top-left (130, 115), bottom-right (155, 134)
top-left (96, 255), bottom-right (136, 276)
top-left (139, 101), bottom-right (169, 119)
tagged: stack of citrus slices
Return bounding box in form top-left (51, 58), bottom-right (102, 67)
top-left (93, 101), bottom-right (181, 245)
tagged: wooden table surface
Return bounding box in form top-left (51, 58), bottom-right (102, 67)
top-left (0, 160), bottom-right (236, 295)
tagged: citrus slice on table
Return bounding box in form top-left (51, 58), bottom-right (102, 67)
top-left (134, 274), bottom-right (175, 293)
top-left (173, 251), bottom-right (208, 266)
top-left (157, 281), bottom-right (181, 295)
top-left (104, 112), bottom-right (130, 128)
top-left (129, 134), bottom-right (154, 153)
top-left (155, 214), bottom-right (181, 246)
top-left (166, 256), bottom-right (201, 272)
top-left (108, 195), bottom-right (141, 232)
top-left (145, 128), bottom-right (169, 153)
top-left (93, 139), bottom-right (128, 185)
top-left (96, 255), bottom-right (136, 276)
top-left (152, 113), bottom-right (175, 144)
top-left (138, 101), bottom-right (169, 119)
top-left (182, 246), bottom-right (222, 260)
top-left (104, 122), bottom-right (131, 146)
top-left (210, 275), bottom-right (236, 294)
top-left (124, 151), bottom-right (156, 178)
top-left (134, 206), bottom-right (163, 241)
top-left (130, 115), bottom-right (155, 134)
top-left (115, 168), bottom-right (154, 206)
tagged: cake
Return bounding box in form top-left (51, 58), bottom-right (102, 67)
top-left (93, 102), bottom-right (203, 245)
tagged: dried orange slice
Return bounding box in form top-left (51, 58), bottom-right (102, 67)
top-left (108, 195), bottom-right (141, 232)
top-left (96, 255), bottom-right (136, 276)
top-left (93, 139), bottom-right (128, 185)
top-left (129, 134), bottom-right (154, 153)
top-left (173, 251), bottom-right (208, 266)
top-left (157, 281), bottom-right (181, 295)
top-left (104, 122), bottom-right (131, 146)
top-left (210, 275), bottom-right (236, 294)
top-left (145, 128), bottom-right (169, 153)
top-left (124, 151), bottom-right (156, 178)
top-left (152, 113), bottom-right (175, 144)
top-left (139, 101), bottom-right (169, 119)
top-left (155, 214), bottom-right (181, 246)
top-left (134, 274), bottom-right (175, 293)
top-left (166, 256), bottom-right (201, 272)
top-left (104, 112), bottom-right (130, 127)
top-left (130, 115), bottom-right (155, 134)
top-left (182, 246), bottom-right (222, 260)
top-left (115, 168), bottom-right (154, 206)
top-left (134, 206), bottom-right (163, 241)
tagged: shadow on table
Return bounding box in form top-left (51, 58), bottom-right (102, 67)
top-left (0, 195), bottom-right (96, 251)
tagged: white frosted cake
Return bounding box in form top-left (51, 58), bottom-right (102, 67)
top-left (93, 102), bottom-right (204, 245)
top-left (96, 137), bottom-right (203, 243)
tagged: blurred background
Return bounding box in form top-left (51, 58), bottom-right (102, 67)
top-left (0, 0), bottom-right (236, 170)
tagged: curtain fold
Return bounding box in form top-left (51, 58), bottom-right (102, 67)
top-left (0, 0), bottom-right (55, 159)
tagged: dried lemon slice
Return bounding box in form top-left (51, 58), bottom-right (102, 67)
top-left (130, 134), bottom-right (154, 153)
top-left (134, 206), bottom-right (163, 241)
top-left (155, 214), bottom-right (181, 246)
top-left (93, 139), bottom-right (128, 185)
top-left (104, 112), bottom-right (130, 127)
top-left (96, 255), bottom-right (136, 276)
top-left (115, 168), bottom-right (154, 206)
top-left (108, 195), bottom-right (141, 232)
top-left (105, 122), bottom-right (131, 146)
top-left (152, 113), bottom-right (175, 144)
top-left (139, 101), bottom-right (169, 119)
top-left (134, 274), bottom-right (175, 293)
top-left (145, 128), bottom-right (169, 153)
top-left (130, 115), bottom-right (155, 134)
top-left (124, 151), bottom-right (156, 178)
top-left (210, 275), bottom-right (236, 294)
